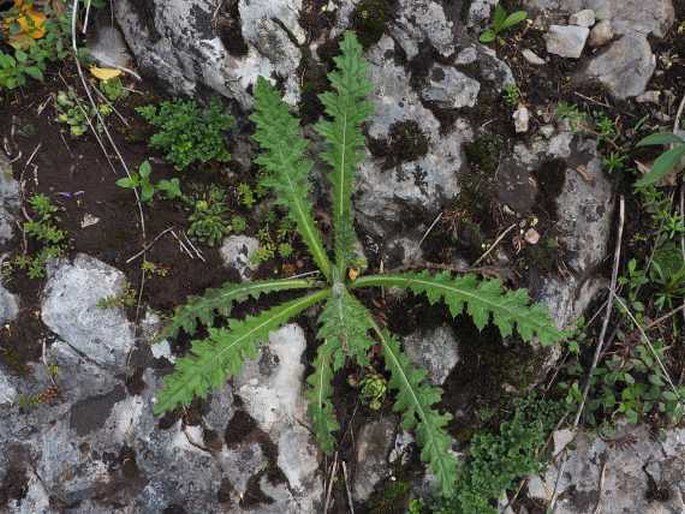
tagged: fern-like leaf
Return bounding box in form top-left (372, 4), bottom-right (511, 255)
top-left (251, 77), bottom-right (332, 278)
top-left (353, 272), bottom-right (564, 344)
top-left (305, 339), bottom-right (339, 454)
top-left (155, 289), bottom-right (330, 414)
top-left (315, 32), bottom-right (374, 275)
top-left (163, 278), bottom-right (320, 339)
top-left (376, 327), bottom-right (459, 497)
top-left (317, 286), bottom-right (376, 370)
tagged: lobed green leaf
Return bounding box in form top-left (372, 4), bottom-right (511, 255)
top-left (353, 271), bottom-right (565, 345)
top-left (305, 339), bottom-right (339, 454)
top-left (251, 77), bottom-right (333, 278)
top-left (162, 278), bottom-right (321, 340)
top-left (155, 289), bottom-right (330, 414)
top-left (315, 32), bottom-right (374, 275)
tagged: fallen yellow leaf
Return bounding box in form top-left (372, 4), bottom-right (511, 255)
top-left (89, 66), bottom-right (123, 81)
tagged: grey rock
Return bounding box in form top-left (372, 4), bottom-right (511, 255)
top-left (455, 46), bottom-right (478, 65)
top-left (221, 442), bottom-right (266, 498)
top-left (583, 33), bottom-right (656, 99)
top-left (113, 0), bottom-right (303, 107)
top-left (0, 281), bottom-right (18, 325)
top-left (588, 20), bottom-right (614, 47)
top-left (0, 154), bottom-right (19, 247)
top-left (532, 425), bottom-right (685, 513)
top-left (219, 235), bottom-right (260, 281)
top-left (205, 383), bottom-right (235, 434)
top-left (88, 25), bottom-right (132, 69)
top-left (545, 25), bottom-right (589, 58)
top-left (420, 64), bottom-right (481, 109)
top-left (467, 0), bottom-right (499, 29)
top-left (355, 36), bottom-right (472, 246)
top-left (635, 90), bottom-right (661, 104)
top-left (522, 48), bottom-right (547, 65)
top-left (353, 416), bottom-right (397, 501)
top-left (391, 0), bottom-right (456, 60)
top-left (403, 326), bottom-right (460, 385)
top-left (471, 45), bottom-right (517, 90)
top-left (569, 9), bottom-right (595, 27)
top-left (555, 139), bottom-right (613, 274)
top-left (0, 367), bottom-right (17, 406)
top-left (513, 105), bottom-right (531, 133)
top-left (41, 254), bottom-right (135, 369)
top-left (526, 0), bottom-right (674, 98)
top-left (235, 324), bottom-right (323, 511)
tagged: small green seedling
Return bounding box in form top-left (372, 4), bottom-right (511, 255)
top-left (480, 5), bottom-right (527, 44)
top-left (116, 160), bottom-right (182, 203)
top-left (635, 132), bottom-right (685, 187)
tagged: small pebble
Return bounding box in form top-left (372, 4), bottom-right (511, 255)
top-left (588, 20), bottom-right (613, 47)
top-left (545, 25), bottom-right (590, 59)
top-left (522, 48), bottom-right (546, 66)
top-left (513, 105), bottom-right (530, 134)
top-left (569, 9), bottom-right (595, 28)
top-left (635, 90), bottom-right (661, 104)
top-left (524, 227), bottom-right (541, 245)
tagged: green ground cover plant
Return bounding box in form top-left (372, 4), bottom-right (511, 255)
top-left (136, 98), bottom-right (234, 171)
top-left (153, 32), bottom-right (564, 497)
top-left (479, 5), bottom-right (527, 44)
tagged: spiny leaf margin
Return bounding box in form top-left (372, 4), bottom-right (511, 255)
top-left (317, 285), bottom-right (376, 370)
top-left (251, 77), bottom-right (332, 278)
top-left (353, 271), bottom-right (565, 345)
top-left (162, 278), bottom-right (321, 339)
top-left (315, 31), bottom-right (374, 275)
top-left (154, 289), bottom-right (330, 414)
top-left (305, 339), bottom-right (339, 454)
top-left (373, 324), bottom-right (459, 497)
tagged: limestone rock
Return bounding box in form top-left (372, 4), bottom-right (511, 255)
top-left (0, 154), bottom-right (19, 247)
top-left (219, 235), bottom-right (260, 281)
top-left (420, 64), bottom-right (481, 109)
top-left (235, 324), bottom-right (323, 511)
top-left (0, 367), bottom-right (17, 406)
top-left (113, 0), bottom-right (304, 107)
top-left (352, 416), bottom-right (397, 501)
top-left (391, 0), bottom-right (456, 60)
top-left (583, 33), bottom-right (656, 99)
top-left (403, 326), bottom-right (460, 385)
top-left (545, 25), bottom-right (589, 58)
top-left (522, 48), bottom-right (546, 65)
top-left (569, 9), bottom-right (595, 27)
top-left (41, 254), bottom-right (135, 369)
top-left (533, 425), bottom-right (685, 513)
top-left (514, 105), bottom-right (531, 133)
top-left (0, 282), bottom-right (18, 325)
top-left (355, 36), bottom-right (472, 250)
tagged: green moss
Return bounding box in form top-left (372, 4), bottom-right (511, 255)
top-left (369, 479), bottom-right (412, 514)
top-left (464, 134), bottom-right (504, 175)
top-left (350, 0), bottom-right (396, 49)
top-left (523, 237), bottom-right (560, 274)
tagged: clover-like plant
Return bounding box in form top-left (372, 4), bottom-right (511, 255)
top-left (154, 32), bottom-right (564, 497)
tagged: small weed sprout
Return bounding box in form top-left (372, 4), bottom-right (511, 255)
top-left (480, 5), bottom-right (527, 44)
top-left (137, 99), bottom-right (234, 171)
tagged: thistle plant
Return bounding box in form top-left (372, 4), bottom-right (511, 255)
top-left (154, 32), bottom-right (564, 497)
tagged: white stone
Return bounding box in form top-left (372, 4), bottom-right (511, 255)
top-left (0, 367), bottom-right (17, 405)
top-left (0, 281), bottom-right (18, 325)
top-left (420, 64), bottom-right (481, 109)
top-left (524, 227), bottom-right (540, 244)
top-left (403, 326), bottom-right (460, 385)
top-left (569, 9), bottom-right (595, 28)
top-left (513, 105), bottom-right (531, 134)
top-left (456, 46), bottom-right (478, 65)
top-left (522, 48), bottom-right (546, 66)
top-left (545, 25), bottom-right (589, 58)
top-left (219, 235), bottom-right (259, 281)
top-left (41, 255), bottom-right (135, 368)
top-left (635, 90), bottom-right (661, 104)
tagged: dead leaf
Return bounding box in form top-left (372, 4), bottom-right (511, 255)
top-left (89, 66), bottom-right (123, 81)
